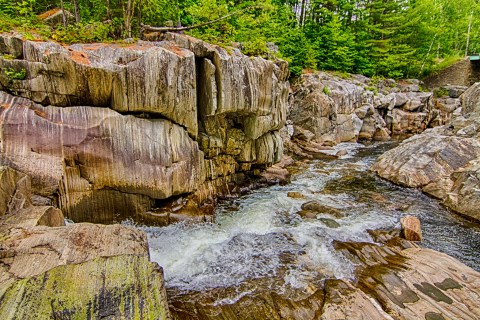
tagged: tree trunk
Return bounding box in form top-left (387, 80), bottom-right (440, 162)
top-left (299, 0), bottom-right (306, 26)
top-left (106, 0), bottom-right (111, 19)
top-left (124, 0), bottom-right (133, 38)
top-left (73, 0), bottom-right (80, 23)
top-left (466, 10), bottom-right (473, 57)
top-left (60, 0), bottom-right (67, 27)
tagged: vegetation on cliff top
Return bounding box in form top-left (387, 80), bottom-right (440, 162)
top-left (1, 0), bottom-right (480, 78)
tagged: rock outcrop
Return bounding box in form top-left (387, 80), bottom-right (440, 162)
top-left (0, 33), bottom-right (289, 223)
top-left (0, 164), bottom-right (171, 319)
top-left (286, 72), bottom-right (461, 158)
top-left (372, 82), bottom-right (480, 221)
top-left (168, 230), bottom-right (480, 320)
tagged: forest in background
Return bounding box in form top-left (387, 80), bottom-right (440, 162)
top-left (1, 0), bottom-right (480, 78)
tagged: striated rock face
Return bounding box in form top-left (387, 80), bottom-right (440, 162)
top-left (0, 92), bottom-right (205, 222)
top-left (0, 33), bottom-right (289, 223)
top-left (287, 73), bottom-right (460, 158)
top-left (372, 83), bottom-right (480, 221)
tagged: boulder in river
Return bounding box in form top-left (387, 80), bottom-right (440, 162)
top-left (287, 191), bottom-right (306, 199)
top-left (400, 215), bottom-right (422, 241)
top-left (301, 200), bottom-right (344, 218)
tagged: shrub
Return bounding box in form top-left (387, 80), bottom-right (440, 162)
top-left (5, 68), bottom-right (27, 80)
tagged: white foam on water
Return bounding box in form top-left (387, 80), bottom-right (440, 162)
top-left (144, 142), bottom-right (400, 294)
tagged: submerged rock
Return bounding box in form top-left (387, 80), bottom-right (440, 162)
top-left (301, 200), bottom-right (344, 218)
top-left (287, 191), bottom-right (306, 199)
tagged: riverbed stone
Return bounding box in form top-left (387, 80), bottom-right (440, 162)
top-left (301, 200), bottom-right (344, 218)
top-left (401, 215), bottom-right (422, 241)
top-left (287, 191), bottom-right (306, 199)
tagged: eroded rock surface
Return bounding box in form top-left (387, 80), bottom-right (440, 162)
top-left (286, 73), bottom-right (460, 158)
top-left (0, 164), bottom-right (171, 319)
top-left (168, 230), bottom-right (480, 320)
top-left (373, 82), bottom-right (480, 221)
top-left (0, 33), bottom-right (288, 223)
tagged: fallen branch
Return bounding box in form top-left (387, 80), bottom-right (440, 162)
top-left (141, 5), bottom-right (262, 33)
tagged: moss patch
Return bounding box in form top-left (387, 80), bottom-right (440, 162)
top-left (0, 255), bottom-right (169, 320)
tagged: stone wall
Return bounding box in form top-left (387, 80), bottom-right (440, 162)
top-left (424, 58), bottom-right (480, 89)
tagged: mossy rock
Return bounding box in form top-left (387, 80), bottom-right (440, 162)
top-left (0, 255), bottom-right (170, 320)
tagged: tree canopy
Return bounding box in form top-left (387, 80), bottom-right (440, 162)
top-left (1, 0), bottom-right (480, 78)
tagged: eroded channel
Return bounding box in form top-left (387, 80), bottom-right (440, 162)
top-left (136, 142), bottom-right (480, 312)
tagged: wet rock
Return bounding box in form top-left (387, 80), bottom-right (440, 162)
top-left (318, 217), bottom-right (341, 228)
top-left (321, 279), bottom-right (393, 319)
top-left (373, 82), bottom-right (480, 221)
top-left (335, 233), bottom-right (480, 320)
top-left (287, 191), bottom-right (306, 199)
top-left (296, 210), bottom-right (317, 219)
top-left (167, 231), bottom-right (480, 320)
top-left (401, 215), bottom-right (422, 241)
top-left (301, 200), bottom-right (344, 218)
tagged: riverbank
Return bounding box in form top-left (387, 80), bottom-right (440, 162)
top-left (0, 34), bottom-right (479, 319)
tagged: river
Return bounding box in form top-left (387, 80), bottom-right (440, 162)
top-left (139, 142), bottom-right (480, 306)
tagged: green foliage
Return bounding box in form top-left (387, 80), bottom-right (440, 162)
top-left (0, 0), bottom-right (479, 79)
top-left (434, 87), bottom-right (450, 97)
top-left (322, 86), bottom-right (331, 95)
top-left (52, 22), bottom-right (112, 43)
top-left (4, 68), bottom-right (27, 80)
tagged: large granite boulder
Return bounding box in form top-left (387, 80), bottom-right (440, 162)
top-left (0, 165), bottom-right (171, 319)
top-left (372, 82), bottom-right (480, 221)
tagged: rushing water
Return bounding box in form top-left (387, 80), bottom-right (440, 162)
top-left (141, 142), bottom-right (480, 301)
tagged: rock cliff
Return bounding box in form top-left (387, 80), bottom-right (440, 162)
top-left (372, 82), bottom-right (480, 222)
top-left (285, 72), bottom-right (463, 158)
top-left (0, 33), bottom-right (288, 223)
